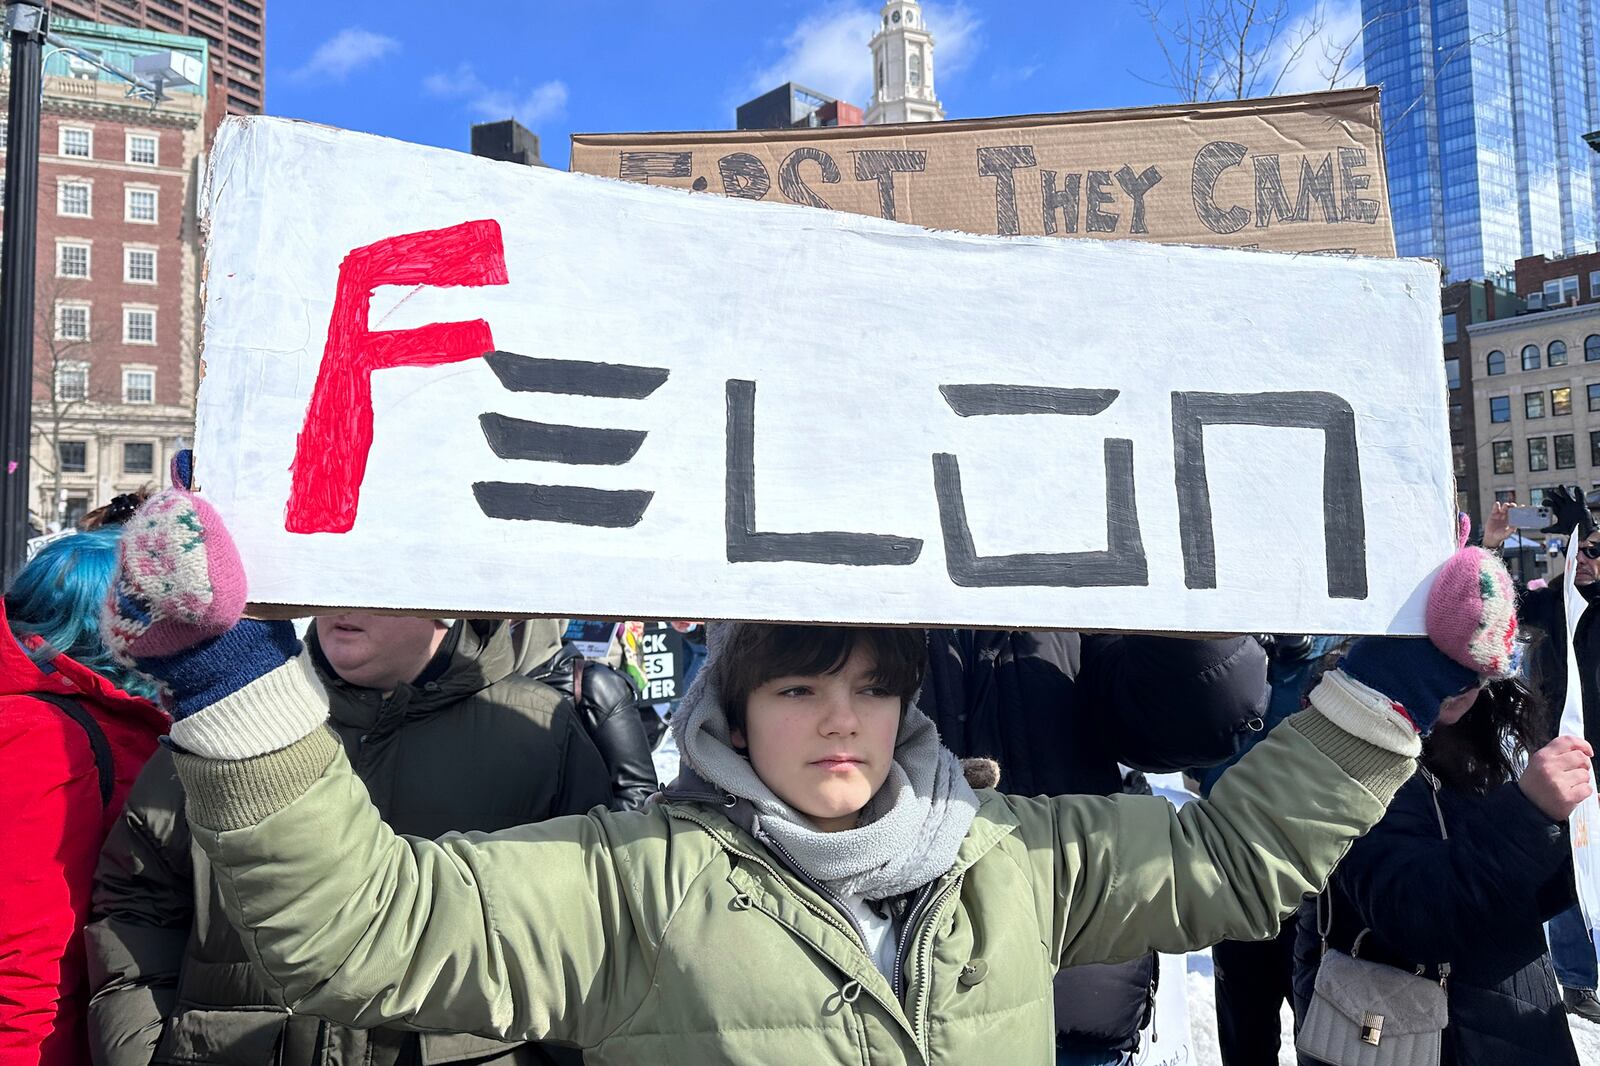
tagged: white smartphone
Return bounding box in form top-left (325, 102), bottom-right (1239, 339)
top-left (1508, 505), bottom-right (1553, 528)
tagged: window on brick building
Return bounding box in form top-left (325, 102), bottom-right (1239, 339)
top-left (124, 246), bottom-right (156, 283)
top-left (1592, 431), bottom-right (1600, 467)
top-left (1529, 437), bottom-right (1550, 471)
top-left (56, 242), bottom-right (89, 279)
top-left (1493, 440), bottom-right (1514, 475)
top-left (125, 186), bottom-right (157, 223)
top-left (1550, 340), bottom-right (1568, 366)
top-left (1490, 395), bottom-right (1511, 422)
top-left (122, 367), bottom-right (155, 404)
top-left (55, 361), bottom-right (88, 402)
top-left (58, 180), bottom-right (91, 217)
top-left (123, 308), bottom-right (156, 346)
top-left (126, 133), bottom-right (158, 165)
top-left (1553, 386), bottom-right (1573, 416)
top-left (1589, 335), bottom-right (1600, 362)
top-left (1526, 391), bottom-right (1545, 418)
top-left (1487, 350), bottom-right (1505, 375)
top-left (1556, 434), bottom-right (1576, 469)
top-left (59, 126), bottom-right (91, 158)
top-left (1523, 344), bottom-right (1542, 371)
top-left (58, 441), bottom-right (87, 473)
top-left (122, 441), bottom-right (154, 474)
top-left (1445, 357), bottom-right (1460, 390)
top-left (55, 304), bottom-right (89, 341)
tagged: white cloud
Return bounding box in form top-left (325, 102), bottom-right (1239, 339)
top-left (290, 27), bottom-right (400, 83)
top-left (1266, 0), bottom-right (1366, 95)
top-left (744, 2), bottom-right (982, 107)
top-left (424, 63), bottom-right (569, 124)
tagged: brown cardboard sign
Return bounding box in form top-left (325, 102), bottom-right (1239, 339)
top-left (570, 88), bottom-right (1395, 257)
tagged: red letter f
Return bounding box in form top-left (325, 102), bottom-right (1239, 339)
top-left (286, 220), bottom-right (509, 533)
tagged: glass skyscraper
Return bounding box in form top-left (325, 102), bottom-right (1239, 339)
top-left (1363, 0), bottom-right (1599, 280)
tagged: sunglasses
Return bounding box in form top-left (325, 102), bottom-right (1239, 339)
top-left (1583, 543), bottom-right (1600, 560)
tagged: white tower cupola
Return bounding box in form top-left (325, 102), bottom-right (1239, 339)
top-left (866, 0), bottom-right (944, 124)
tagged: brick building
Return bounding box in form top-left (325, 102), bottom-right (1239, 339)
top-left (49, 0), bottom-right (263, 133)
top-left (0, 18), bottom-right (208, 529)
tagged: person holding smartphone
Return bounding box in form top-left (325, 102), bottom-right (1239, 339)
top-left (1487, 487), bottom-right (1600, 1022)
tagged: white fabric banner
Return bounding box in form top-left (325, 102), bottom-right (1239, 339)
top-left (1559, 529), bottom-right (1600, 930)
top-left (194, 117), bottom-right (1455, 630)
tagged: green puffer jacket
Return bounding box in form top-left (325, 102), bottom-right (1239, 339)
top-left (166, 660), bottom-right (1415, 1066)
top-left (84, 620), bottom-right (612, 1066)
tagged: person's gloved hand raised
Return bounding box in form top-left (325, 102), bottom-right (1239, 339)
top-left (1340, 541), bottom-right (1518, 735)
top-left (103, 451), bottom-right (300, 720)
top-left (1541, 485), bottom-right (1596, 540)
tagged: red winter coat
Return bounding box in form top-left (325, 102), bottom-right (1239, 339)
top-left (0, 599), bottom-right (168, 1066)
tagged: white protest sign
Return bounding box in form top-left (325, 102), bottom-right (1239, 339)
top-left (1559, 529), bottom-right (1600, 930)
top-left (194, 117), bottom-right (1453, 632)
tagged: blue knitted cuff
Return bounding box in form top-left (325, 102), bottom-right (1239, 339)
top-left (137, 619), bottom-right (303, 720)
top-left (1340, 636), bottom-right (1479, 734)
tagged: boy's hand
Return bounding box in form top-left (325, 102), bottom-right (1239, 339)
top-left (1520, 735), bottom-right (1596, 822)
top-left (103, 451), bottom-right (248, 664)
top-left (1482, 502), bottom-right (1511, 550)
top-left (104, 452), bottom-right (303, 723)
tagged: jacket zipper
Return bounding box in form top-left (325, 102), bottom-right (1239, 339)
top-left (890, 881), bottom-right (939, 1000)
top-left (908, 874), bottom-right (964, 1043)
top-left (760, 832), bottom-right (872, 952)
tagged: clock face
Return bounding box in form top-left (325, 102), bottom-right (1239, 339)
top-left (906, 11), bottom-right (914, 22)
top-left (892, 9), bottom-right (901, 22)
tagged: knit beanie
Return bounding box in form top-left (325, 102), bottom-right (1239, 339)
top-left (1424, 546), bottom-right (1518, 679)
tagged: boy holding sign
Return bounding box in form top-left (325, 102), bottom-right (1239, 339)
top-left (101, 461), bottom-right (1557, 1064)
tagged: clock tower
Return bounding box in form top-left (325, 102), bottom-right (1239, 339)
top-left (866, 1), bottom-right (944, 124)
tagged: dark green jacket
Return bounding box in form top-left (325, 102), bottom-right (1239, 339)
top-left (84, 620), bottom-right (612, 1066)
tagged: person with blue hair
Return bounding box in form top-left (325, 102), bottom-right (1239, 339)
top-left (1, 506), bottom-right (169, 1066)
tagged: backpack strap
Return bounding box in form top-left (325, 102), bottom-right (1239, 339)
top-left (30, 692), bottom-right (115, 810)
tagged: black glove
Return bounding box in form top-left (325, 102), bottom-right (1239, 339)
top-left (1541, 486), bottom-right (1596, 539)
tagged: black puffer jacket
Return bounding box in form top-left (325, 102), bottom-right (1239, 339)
top-left (85, 620), bottom-right (612, 1066)
top-left (1293, 771), bottom-right (1579, 1066)
top-left (529, 644), bottom-right (658, 811)
top-left (921, 629), bottom-right (1269, 1054)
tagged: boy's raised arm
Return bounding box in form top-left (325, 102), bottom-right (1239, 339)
top-left (103, 464), bottom-right (657, 1047)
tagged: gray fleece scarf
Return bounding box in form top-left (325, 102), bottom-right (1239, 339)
top-left (670, 624), bottom-right (980, 900)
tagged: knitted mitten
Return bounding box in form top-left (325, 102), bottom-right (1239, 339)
top-left (1341, 544), bottom-right (1518, 734)
top-left (104, 451), bottom-right (301, 720)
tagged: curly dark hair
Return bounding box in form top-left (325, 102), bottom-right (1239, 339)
top-left (1422, 676), bottom-right (1553, 792)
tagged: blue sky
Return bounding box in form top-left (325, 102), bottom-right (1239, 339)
top-left (266, 0), bottom-right (1365, 170)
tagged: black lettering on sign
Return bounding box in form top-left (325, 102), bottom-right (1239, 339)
top-left (619, 151), bottom-right (692, 183)
top-left (483, 351), bottom-right (670, 399)
top-left (931, 384), bottom-right (1147, 588)
top-left (478, 413), bottom-right (647, 466)
top-left (1085, 170), bottom-right (1118, 233)
top-left (718, 152), bottom-right (772, 200)
top-left (778, 147), bottom-right (842, 209)
top-left (852, 149), bottom-right (927, 221)
top-left (939, 384), bottom-right (1117, 417)
top-left (472, 483), bottom-right (654, 528)
top-left (1041, 170), bottom-right (1081, 235)
top-left (1252, 155), bottom-right (1295, 229)
top-left (725, 379), bottom-right (923, 565)
top-left (1192, 141), bottom-right (1250, 235)
top-left (1171, 391), bottom-right (1367, 599)
top-left (1337, 147), bottom-right (1380, 224)
top-left (1115, 165), bottom-right (1163, 235)
top-left (977, 145), bottom-right (1038, 236)
top-left (1295, 154), bottom-right (1339, 223)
